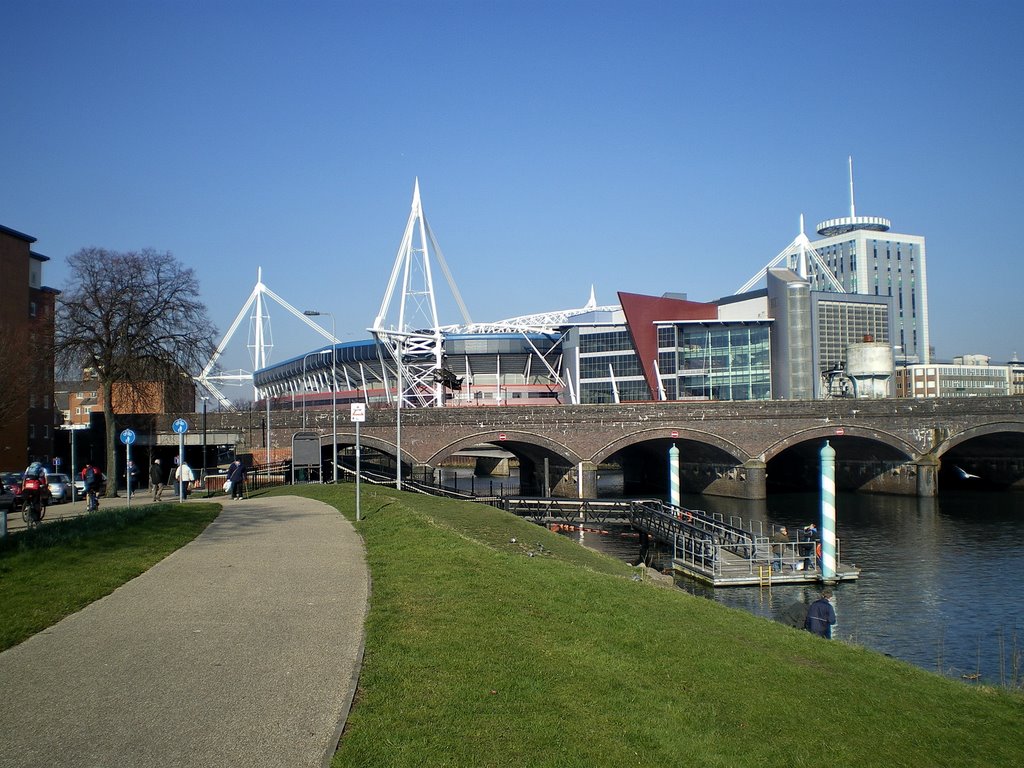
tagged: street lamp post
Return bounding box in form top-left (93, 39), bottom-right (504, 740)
top-left (303, 310), bottom-right (338, 484)
top-left (301, 347), bottom-right (333, 481)
top-left (300, 350), bottom-right (321, 430)
top-left (200, 396), bottom-right (209, 496)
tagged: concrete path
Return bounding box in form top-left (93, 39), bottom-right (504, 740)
top-left (0, 496), bottom-right (369, 768)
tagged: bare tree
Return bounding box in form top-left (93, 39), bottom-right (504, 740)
top-left (55, 248), bottom-right (217, 495)
top-left (0, 333), bottom-right (31, 431)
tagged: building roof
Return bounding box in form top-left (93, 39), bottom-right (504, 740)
top-left (0, 224), bottom-right (37, 243)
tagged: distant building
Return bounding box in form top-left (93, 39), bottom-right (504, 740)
top-left (895, 360), bottom-right (1011, 398)
top-left (1008, 355), bottom-right (1024, 396)
top-left (60, 367), bottom-right (197, 422)
top-left (0, 224), bottom-right (59, 467)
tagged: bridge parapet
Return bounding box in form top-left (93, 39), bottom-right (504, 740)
top-left (151, 396), bottom-right (1024, 497)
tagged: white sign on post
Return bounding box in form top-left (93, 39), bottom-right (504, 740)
top-left (350, 403), bottom-right (365, 521)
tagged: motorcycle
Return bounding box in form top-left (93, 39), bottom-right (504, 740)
top-left (20, 476), bottom-right (50, 527)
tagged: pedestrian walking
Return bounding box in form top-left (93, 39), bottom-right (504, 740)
top-left (174, 461), bottom-right (195, 499)
top-left (150, 459), bottom-right (164, 502)
top-left (126, 459), bottom-right (138, 499)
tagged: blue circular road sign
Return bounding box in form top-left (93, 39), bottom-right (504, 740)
top-left (172, 419), bottom-right (189, 434)
top-left (120, 428), bottom-right (137, 445)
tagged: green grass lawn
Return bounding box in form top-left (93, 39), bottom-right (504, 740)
top-left (2, 485), bottom-right (1021, 767)
top-left (0, 503), bottom-right (219, 651)
top-left (278, 484), bottom-right (1024, 768)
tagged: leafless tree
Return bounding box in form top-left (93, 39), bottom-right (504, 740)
top-left (55, 248), bottom-right (217, 495)
top-left (0, 333), bottom-right (30, 430)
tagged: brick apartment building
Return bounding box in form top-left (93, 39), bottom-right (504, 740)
top-left (57, 370), bottom-right (196, 427)
top-left (0, 224), bottom-right (59, 470)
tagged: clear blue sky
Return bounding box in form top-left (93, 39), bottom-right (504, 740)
top-left (4, 0), bottom-right (1023, 383)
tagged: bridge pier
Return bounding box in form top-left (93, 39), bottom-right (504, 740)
top-left (916, 457), bottom-right (938, 497)
top-left (474, 456), bottom-right (511, 476)
top-left (550, 461), bottom-right (598, 498)
top-left (702, 459), bottom-right (767, 500)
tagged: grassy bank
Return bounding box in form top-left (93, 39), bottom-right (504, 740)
top-left (0, 503), bottom-right (220, 651)
top-left (279, 484), bottom-right (1023, 768)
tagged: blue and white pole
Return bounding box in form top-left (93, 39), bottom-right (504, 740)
top-left (669, 443), bottom-right (680, 509)
top-left (820, 440), bottom-right (837, 580)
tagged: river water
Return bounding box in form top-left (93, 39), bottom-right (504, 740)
top-left (438, 467), bottom-right (1024, 686)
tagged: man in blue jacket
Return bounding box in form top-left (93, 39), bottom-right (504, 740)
top-left (804, 588), bottom-right (837, 638)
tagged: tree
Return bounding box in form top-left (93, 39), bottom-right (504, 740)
top-left (55, 248), bottom-right (217, 495)
top-left (0, 333), bottom-right (31, 431)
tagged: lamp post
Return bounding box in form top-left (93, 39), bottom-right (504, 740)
top-left (200, 396), bottom-right (209, 496)
top-left (300, 350), bottom-right (322, 429)
top-left (59, 423), bottom-right (89, 505)
top-left (301, 347), bottom-right (333, 482)
top-left (303, 310), bottom-right (338, 484)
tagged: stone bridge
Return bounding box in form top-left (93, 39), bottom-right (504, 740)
top-left (155, 397), bottom-right (1024, 499)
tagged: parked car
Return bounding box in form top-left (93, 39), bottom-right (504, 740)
top-left (47, 473), bottom-right (72, 503)
top-left (0, 484), bottom-right (14, 515)
top-left (1, 471), bottom-right (23, 512)
top-left (1, 471), bottom-right (21, 493)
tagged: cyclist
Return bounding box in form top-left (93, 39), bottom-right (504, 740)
top-left (81, 463), bottom-right (102, 512)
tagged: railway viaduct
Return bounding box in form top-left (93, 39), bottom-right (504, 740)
top-left (148, 396), bottom-right (1024, 499)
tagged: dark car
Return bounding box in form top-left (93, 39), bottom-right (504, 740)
top-left (0, 484), bottom-right (15, 515)
top-left (1, 472), bottom-right (22, 514)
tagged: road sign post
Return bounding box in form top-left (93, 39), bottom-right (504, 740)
top-left (120, 429), bottom-right (137, 509)
top-left (351, 403), bottom-right (366, 521)
top-left (172, 419), bottom-right (189, 502)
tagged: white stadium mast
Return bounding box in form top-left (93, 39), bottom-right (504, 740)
top-left (197, 267), bottom-right (339, 409)
top-left (371, 179), bottom-right (473, 407)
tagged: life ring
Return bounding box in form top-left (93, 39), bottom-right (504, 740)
top-left (815, 542), bottom-right (822, 558)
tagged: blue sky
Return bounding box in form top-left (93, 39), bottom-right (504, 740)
top-left (4, 0), bottom-right (1023, 384)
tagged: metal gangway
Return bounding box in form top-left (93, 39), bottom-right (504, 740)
top-left (627, 500), bottom-right (860, 587)
top-left (503, 497), bottom-right (651, 526)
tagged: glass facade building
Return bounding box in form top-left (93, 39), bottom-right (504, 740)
top-left (657, 322), bottom-right (772, 401)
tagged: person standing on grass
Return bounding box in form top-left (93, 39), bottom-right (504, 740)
top-left (804, 588), bottom-right (837, 638)
top-left (150, 459), bottom-right (164, 502)
top-left (227, 459), bottom-right (246, 500)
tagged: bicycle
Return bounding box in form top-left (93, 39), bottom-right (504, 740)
top-left (86, 487), bottom-right (100, 512)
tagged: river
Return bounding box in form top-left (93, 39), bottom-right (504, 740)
top-left (438, 467), bottom-right (1024, 686)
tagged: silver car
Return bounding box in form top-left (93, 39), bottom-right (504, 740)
top-left (47, 473), bottom-right (72, 504)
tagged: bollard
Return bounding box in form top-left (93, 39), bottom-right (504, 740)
top-left (820, 440), bottom-right (837, 580)
top-left (668, 443), bottom-right (680, 509)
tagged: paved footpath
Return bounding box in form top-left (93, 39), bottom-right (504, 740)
top-left (0, 495), bottom-right (369, 768)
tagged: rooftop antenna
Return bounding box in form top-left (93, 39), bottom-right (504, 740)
top-left (796, 214), bottom-right (809, 279)
top-left (849, 155), bottom-right (856, 219)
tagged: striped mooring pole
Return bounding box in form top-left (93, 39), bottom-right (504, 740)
top-left (820, 440), bottom-right (837, 580)
top-left (669, 443), bottom-right (680, 508)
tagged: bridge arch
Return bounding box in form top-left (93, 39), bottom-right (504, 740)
top-left (592, 427), bottom-right (751, 498)
top-left (934, 422), bottom-right (1024, 490)
top-left (428, 431), bottom-right (583, 497)
top-left (762, 425), bottom-right (918, 463)
top-left (935, 422), bottom-right (1024, 458)
top-left (592, 427), bottom-right (748, 466)
top-left (312, 430), bottom-right (420, 477)
top-left (763, 425), bottom-right (920, 494)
